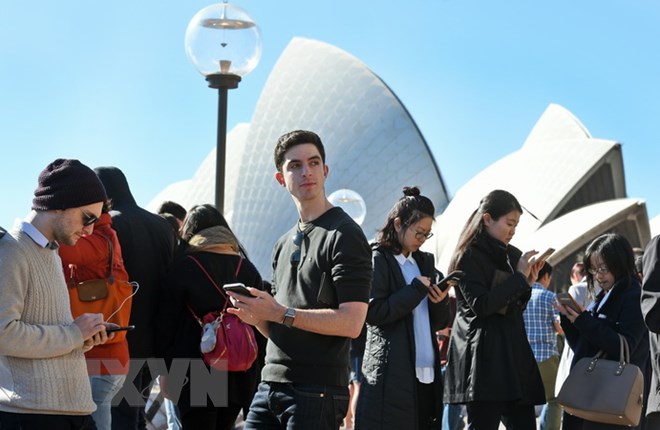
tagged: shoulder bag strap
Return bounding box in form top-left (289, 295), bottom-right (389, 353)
top-left (186, 254), bottom-right (242, 320)
top-left (89, 230), bottom-right (114, 281)
top-left (99, 233), bottom-right (114, 281)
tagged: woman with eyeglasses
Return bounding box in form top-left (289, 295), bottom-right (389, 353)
top-left (443, 189), bottom-right (546, 430)
top-left (355, 186), bottom-right (451, 430)
top-left (555, 233), bottom-right (650, 430)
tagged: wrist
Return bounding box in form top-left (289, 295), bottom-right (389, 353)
top-left (281, 307), bottom-right (296, 328)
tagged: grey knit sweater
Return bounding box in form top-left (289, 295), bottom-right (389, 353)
top-left (0, 226), bottom-right (95, 415)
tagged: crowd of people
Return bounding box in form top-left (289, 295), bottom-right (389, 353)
top-left (1, 130), bottom-right (660, 430)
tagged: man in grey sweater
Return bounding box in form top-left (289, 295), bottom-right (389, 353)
top-left (0, 159), bottom-right (113, 429)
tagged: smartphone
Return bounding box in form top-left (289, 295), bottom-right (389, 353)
top-left (105, 325), bottom-right (135, 333)
top-left (222, 282), bottom-right (254, 297)
top-left (556, 292), bottom-right (582, 313)
top-left (436, 270), bottom-right (465, 292)
top-left (533, 247), bottom-right (555, 264)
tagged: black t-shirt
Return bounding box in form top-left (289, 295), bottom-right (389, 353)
top-left (263, 207), bottom-right (372, 386)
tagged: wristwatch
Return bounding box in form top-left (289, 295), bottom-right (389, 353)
top-left (282, 307), bottom-right (296, 328)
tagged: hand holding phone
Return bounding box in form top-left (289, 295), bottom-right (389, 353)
top-left (223, 282), bottom-right (254, 297)
top-left (435, 270), bottom-right (465, 292)
top-left (556, 292), bottom-right (582, 313)
top-left (531, 247), bottom-right (555, 264)
top-left (105, 325), bottom-right (135, 333)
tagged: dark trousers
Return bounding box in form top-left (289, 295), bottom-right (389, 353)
top-left (244, 381), bottom-right (349, 430)
top-left (111, 362), bottom-right (153, 430)
top-left (181, 402), bottom-right (242, 430)
top-left (417, 379), bottom-right (441, 430)
top-left (465, 400), bottom-right (536, 430)
top-left (0, 411), bottom-right (97, 430)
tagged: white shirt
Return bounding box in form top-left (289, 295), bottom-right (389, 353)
top-left (394, 253), bottom-right (435, 383)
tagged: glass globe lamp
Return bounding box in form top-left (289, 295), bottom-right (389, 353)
top-left (185, 1), bottom-right (262, 77)
top-left (328, 189), bottom-right (367, 226)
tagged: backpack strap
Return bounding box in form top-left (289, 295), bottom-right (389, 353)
top-left (186, 254), bottom-right (244, 324)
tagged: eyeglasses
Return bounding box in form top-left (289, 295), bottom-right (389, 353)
top-left (81, 210), bottom-right (99, 226)
top-left (414, 230), bottom-right (433, 240)
top-left (588, 266), bottom-right (610, 276)
top-left (290, 230), bottom-right (304, 267)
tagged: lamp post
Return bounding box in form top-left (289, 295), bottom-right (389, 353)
top-left (328, 189), bottom-right (367, 226)
top-left (185, 1), bottom-right (262, 214)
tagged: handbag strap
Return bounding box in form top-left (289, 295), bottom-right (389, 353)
top-left (186, 254), bottom-right (244, 325)
top-left (587, 334), bottom-right (632, 375)
top-left (618, 333), bottom-right (631, 364)
top-left (99, 233), bottom-right (114, 281)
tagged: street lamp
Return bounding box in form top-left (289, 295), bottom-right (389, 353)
top-left (185, 1), bottom-right (262, 214)
top-left (328, 189), bottom-right (367, 226)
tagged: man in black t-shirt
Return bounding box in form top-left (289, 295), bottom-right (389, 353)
top-left (226, 130), bottom-right (372, 430)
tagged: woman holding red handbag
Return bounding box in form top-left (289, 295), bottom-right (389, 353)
top-left (158, 204), bottom-right (264, 430)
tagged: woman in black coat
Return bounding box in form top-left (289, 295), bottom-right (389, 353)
top-left (557, 233), bottom-right (650, 430)
top-left (355, 187), bottom-right (451, 430)
top-left (443, 190), bottom-right (546, 430)
top-left (157, 205), bottom-right (263, 430)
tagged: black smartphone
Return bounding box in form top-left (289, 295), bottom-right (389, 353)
top-left (436, 270), bottom-right (465, 292)
top-left (222, 282), bottom-right (254, 297)
top-left (556, 292), bottom-right (582, 313)
top-left (105, 325), bottom-right (135, 333)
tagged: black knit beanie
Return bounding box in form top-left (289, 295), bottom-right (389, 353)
top-left (32, 159), bottom-right (107, 211)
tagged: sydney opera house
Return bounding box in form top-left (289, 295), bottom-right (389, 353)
top-left (150, 37), bottom-right (651, 292)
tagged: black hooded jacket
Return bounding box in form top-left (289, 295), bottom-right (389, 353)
top-left (95, 166), bottom-right (176, 358)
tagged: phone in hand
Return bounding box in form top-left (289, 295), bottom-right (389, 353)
top-left (532, 247), bottom-right (555, 264)
top-left (556, 292), bottom-right (582, 313)
top-left (435, 270), bottom-right (465, 292)
top-left (222, 282), bottom-right (254, 297)
top-left (105, 325), bottom-right (135, 333)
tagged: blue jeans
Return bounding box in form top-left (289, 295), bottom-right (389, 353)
top-left (163, 397), bottom-right (182, 430)
top-left (244, 381), bottom-right (349, 430)
top-left (89, 374), bottom-right (126, 430)
top-left (442, 366), bottom-right (465, 430)
top-left (443, 403), bottom-right (465, 430)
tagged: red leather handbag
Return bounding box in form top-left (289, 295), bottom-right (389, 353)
top-left (186, 255), bottom-right (258, 372)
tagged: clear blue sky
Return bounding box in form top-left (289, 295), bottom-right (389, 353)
top-left (2, 1), bottom-right (659, 229)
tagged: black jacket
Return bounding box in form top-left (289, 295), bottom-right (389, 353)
top-left (444, 232), bottom-right (545, 405)
top-left (95, 167), bottom-right (176, 358)
top-left (355, 247), bottom-right (450, 430)
top-left (563, 274), bottom-right (650, 430)
top-left (642, 235), bottom-right (660, 416)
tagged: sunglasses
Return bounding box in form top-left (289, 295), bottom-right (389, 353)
top-left (81, 210), bottom-right (99, 226)
top-left (290, 230), bottom-right (304, 267)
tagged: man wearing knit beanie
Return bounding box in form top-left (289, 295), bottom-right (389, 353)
top-left (0, 158), bottom-right (114, 429)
